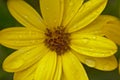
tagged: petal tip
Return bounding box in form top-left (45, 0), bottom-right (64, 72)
top-left (3, 59), bottom-right (24, 72)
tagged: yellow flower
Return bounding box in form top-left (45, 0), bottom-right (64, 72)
top-left (102, 15), bottom-right (120, 74)
top-left (0, 0), bottom-right (118, 80)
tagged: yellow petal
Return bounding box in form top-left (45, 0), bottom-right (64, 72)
top-left (0, 27), bottom-right (44, 49)
top-left (102, 15), bottom-right (120, 45)
top-left (62, 51), bottom-right (88, 80)
top-left (14, 62), bottom-right (38, 80)
top-left (66, 0), bottom-right (107, 32)
top-left (54, 55), bottom-right (62, 80)
top-left (40, 0), bottom-right (64, 28)
top-left (7, 0), bottom-right (46, 31)
top-left (62, 0), bottom-right (84, 26)
top-left (74, 15), bottom-right (115, 36)
top-left (35, 51), bottom-right (57, 80)
top-left (70, 34), bottom-right (117, 57)
top-left (73, 51), bottom-right (117, 71)
top-left (3, 44), bottom-right (49, 72)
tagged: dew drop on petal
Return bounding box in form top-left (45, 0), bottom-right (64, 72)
top-left (68, 0), bottom-right (73, 6)
top-left (18, 35), bottom-right (23, 38)
top-left (7, 59), bottom-right (24, 69)
top-left (46, 7), bottom-right (49, 10)
top-left (99, 53), bottom-right (106, 56)
top-left (82, 38), bottom-right (89, 44)
top-left (54, 20), bottom-right (57, 23)
top-left (69, 2), bottom-right (73, 6)
top-left (24, 15), bottom-right (28, 18)
top-left (92, 36), bottom-right (97, 40)
top-left (89, 48), bottom-right (94, 51)
top-left (85, 58), bottom-right (96, 67)
top-left (102, 65), bottom-right (110, 70)
top-left (100, 63), bottom-right (114, 70)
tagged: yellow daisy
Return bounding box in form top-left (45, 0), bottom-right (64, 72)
top-left (102, 15), bottom-right (120, 74)
top-left (0, 0), bottom-right (118, 80)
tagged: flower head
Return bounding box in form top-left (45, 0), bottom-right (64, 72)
top-left (0, 0), bottom-right (118, 80)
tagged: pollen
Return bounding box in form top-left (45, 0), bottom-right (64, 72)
top-left (44, 27), bottom-right (70, 55)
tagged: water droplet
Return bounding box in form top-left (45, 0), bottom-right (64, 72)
top-left (89, 48), bottom-right (94, 51)
top-left (7, 59), bottom-right (24, 69)
top-left (69, 0), bottom-right (74, 6)
top-left (54, 20), bottom-right (57, 23)
top-left (82, 38), bottom-right (89, 44)
top-left (18, 35), bottom-right (23, 38)
top-left (46, 7), bottom-right (49, 10)
top-left (92, 36), bottom-right (97, 40)
top-left (100, 53), bottom-right (106, 56)
top-left (102, 65), bottom-right (110, 70)
top-left (85, 58), bottom-right (95, 67)
top-left (69, 2), bottom-right (73, 6)
top-left (24, 15), bottom-right (28, 18)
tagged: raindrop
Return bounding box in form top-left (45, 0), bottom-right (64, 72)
top-left (24, 15), bottom-right (28, 18)
top-left (102, 65), bottom-right (110, 70)
top-left (69, 0), bottom-right (73, 6)
top-left (18, 35), bottom-right (23, 38)
top-left (98, 53), bottom-right (106, 56)
top-left (69, 2), bottom-right (73, 6)
top-left (82, 38), bottom-right (89, 44)
top-left (9, 59), bottom-right (24, 69)
top-left (54, 20), bottom-right (57, 23)
top-left (46, 7), bottom-right (49, 10)
top-left (89, 48), bottom-right (94, 51)
top-left (92, 36), bottom-right (97, 40)
top-left (85, 58), bottom-right (95, 67)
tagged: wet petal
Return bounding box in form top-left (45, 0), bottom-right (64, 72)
top-left (14, 62), bottom-right (38, 80)
top-left (74, 15), bottom-right (115, 36)
top-left (40, 0), bottom-right (64, 28)
top-left (74, 51), bottom-right (117, 71)
top-left (70, 34), bottom-right (117, 57)
top-left (35, 51), bottom-right (57, 80)
top-left (102, 15), bottom-right (120, 45)
top-left (3, 44), bottom-right (49, 72)
top-left (7, 0), bottom-right (46, 31)
top-left (62, 51), bottom-right (88, 80)
top-left (62, 0), bottom-right (84, 26)
top-left (0, 27), bottom-right (44, 49)
top-left (66, 0), bottom-right (107, 32)
top-left (54, 55), bottom-right (62, 80)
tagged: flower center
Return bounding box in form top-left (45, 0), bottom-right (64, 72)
top-left (44, 27), bottom-right (70, 55)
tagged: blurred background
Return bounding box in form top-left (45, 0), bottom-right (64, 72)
top-left (0, 0), bottom-right (120, 80)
